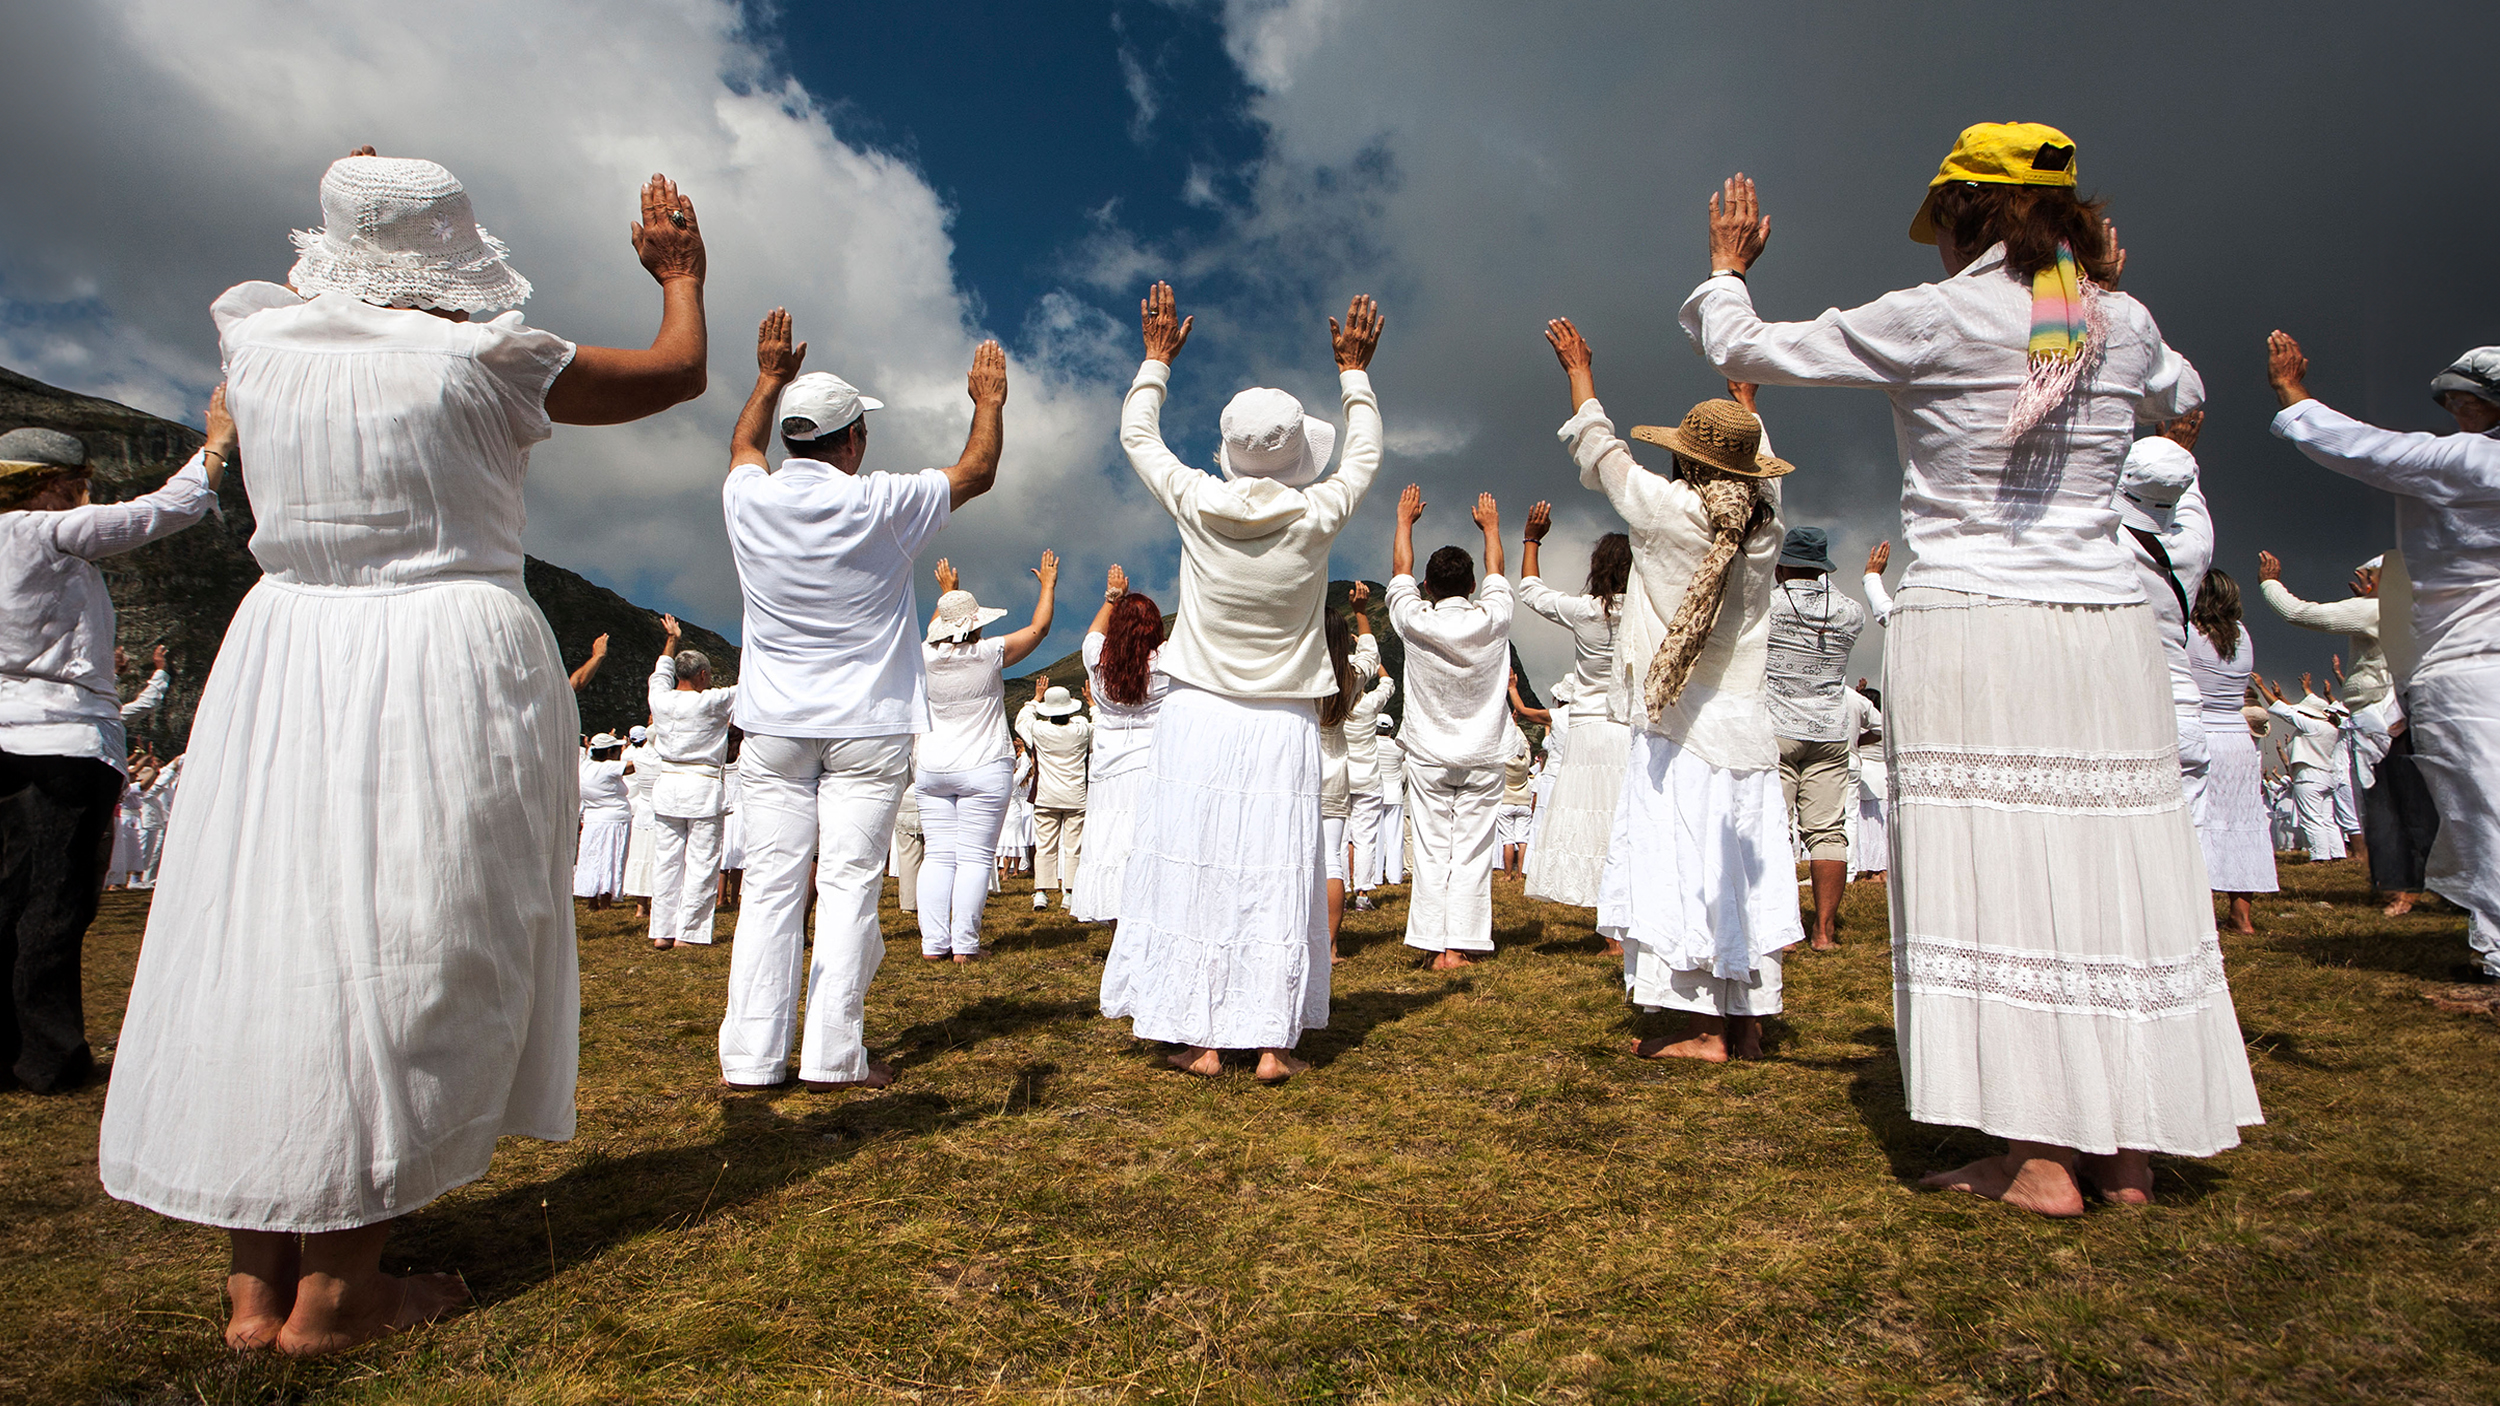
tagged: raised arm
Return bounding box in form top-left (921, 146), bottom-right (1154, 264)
top-left (1508, 672), bottom-right (1550, 728)
top-left (1679, 175), bottom-right (1933, 390)
top-left (2255, 551), bottom-right (2379, 634)
top-left (731, 308), bottom-right (806, 470)
top-left (120, 649), bottom-right (170, 720)
top-left (1087, 564), bottom-right (1129, 639)
top-left (2269, 331), bottom-right (2500, 503)
top-left (50, 388), bottom-right (230, 561)
top-left (1862, 541), bottom-right (1896, 625)
top-left (1473, 492), bottom-right (1504, 581)
top-left (1520, 501), bottom-right (1549, 582)
top-left (545, 174), bottom-right (708, 425)
top-left (1306, 294), bottom-right (1385, 527)
top-left (568, 633), bottom-right (610, 693)
top-left (1392, 483), bottom-right (1423, 580)
top-left (943, 340), bottom-right (1008, 509)
top-left (1120, 282), bottom-right (1199, 516)
top-left (998, 549), bottom-right (1059, 668)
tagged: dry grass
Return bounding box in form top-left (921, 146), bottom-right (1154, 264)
top-left (4, 857), bottom-right (2496, 1404)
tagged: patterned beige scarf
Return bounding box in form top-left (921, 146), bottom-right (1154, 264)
top-left (1643, 458), bottom-right (1770, 719)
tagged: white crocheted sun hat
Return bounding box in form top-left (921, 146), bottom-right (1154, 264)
top-left (927, 589), bottom-right (1009, 643)
top-left (288, 156), bottom-right (532, 313)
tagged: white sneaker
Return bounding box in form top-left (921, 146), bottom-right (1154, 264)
top-left (1033, 891), bottom-right (1049, 910)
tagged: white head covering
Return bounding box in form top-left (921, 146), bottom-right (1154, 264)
top-left (1217, 388), bottom-right (1337, 488)
top-left (776, 372), bottom-right (884, 441)
top-left (627, 725), bottom-right (649, 743)
top-left (2117, 436), bottom-right (2197, 532)
top-left (1375, 714), bottom-right (1396, 732)
top-left (288, 156), bottom-right (531, 313)
top-left (2429, 346), bottom-right (2500, 409)
top-left (927, 589), bottom-right (1009, 643)
top-left (1035, 685), bottom-right (1082, 718)
top-left (589, 733), bottom-right (624, 749)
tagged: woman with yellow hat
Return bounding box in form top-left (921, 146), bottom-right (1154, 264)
top-left (1678, 125), bottom-right (2263, 1215)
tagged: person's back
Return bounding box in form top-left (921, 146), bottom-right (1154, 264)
top-left (1023, 712), bottom-right (1091, 809)
top-left (1390, 581), bottom-right (1514, 771)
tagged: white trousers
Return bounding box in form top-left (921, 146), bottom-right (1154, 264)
top-left (1379, 803), bottom-right (1406, 883)
top-left (2290, 769), bottom-right (2348, 861)
top-left (891, 825), bottom-right (924, 913)
top-left (2411, 658), bottom-right (2500, 977)
top-left (650, 813), bottom-right (724, 945)
top-left (1637, 952), bottom-right (1786, 1016)
top-left (1033, 806), bottom-right (1086, 893)
top-left (916, 761), bottom-right (1014, 956)
top-left (2175, 712), bottom-right (2211, 827)
top-left (1345, 789), bottom-right (1383, 893)
top-left (1323, 815), bottom-right (1347, 883)
top-left (1402, 760), bottom-right (1501, 953)
top-left (719, 733), bottom-right (911, 1085)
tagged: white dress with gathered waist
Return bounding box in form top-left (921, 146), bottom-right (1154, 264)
top-left (100, 285), bottom-right (582, 1232)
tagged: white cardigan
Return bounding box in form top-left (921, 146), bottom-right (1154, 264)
top-left (1120, 359), bottom-right (1382, 698)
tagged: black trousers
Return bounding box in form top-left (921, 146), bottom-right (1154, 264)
top-left (2364, 729), bottom-right (2441, 894)
top-left (0, 748), bottom-right (123, 1092)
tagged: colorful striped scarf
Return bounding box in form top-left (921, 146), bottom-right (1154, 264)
top-left (2006, 242), bottom-right (2101, 438)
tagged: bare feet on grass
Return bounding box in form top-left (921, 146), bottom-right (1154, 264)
top-left (1632, 1031), bottom-right (1727, 1062)
top-left (1428, 950), bottom-right (1477, 972)
top-left (1919, 1144), bottom-right (2087, 1218)
top-left (2081, 1150), bottom-right (2156, 1205)
top-left (2383, 892), bottom-right (2417, 917)
top-left (803, 1060), bottom-right (896, 1092)
top-left (1604, 937), bottom-right (1623, 956)
top-left (1631, 1015), bottom-right (1759, 1062)
top-left (276, 1270), bottom-right (467, 1357)
top-left (1255, 1049), bottom-right (1310, 1083)
top-left (225, 1230), bottom-right (297, 1350)
top-left (1164, 1046), bottom-right (1222, 1077)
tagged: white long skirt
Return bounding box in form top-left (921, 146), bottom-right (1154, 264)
top-left (718, 807), bottom-right (745, 871)
top-left (622, 806), bottom-right (657, 896)
top-left (1524, 714), bottom-right (1628, 907)
top-left (1100, 684), bottom-right (1327, 1050)
top-left (1600, 727), bottom-right (1802, 1014)
top-left (100, 577), bottom-right (579, 1232)
top-left (574, 815), bottom-right (630, 897)
top-left (1069, 723), bottom-right (1154, 921)
top-left (2197, 721), bottom-right (2278, 894)
top-left (1885, 588), bottom-right (2262, 1159)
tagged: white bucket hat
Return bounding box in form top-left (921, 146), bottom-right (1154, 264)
top-left (1218, 387), bottom-right (1337, 488)
top-left (2117, 436), bottom-right (2197, 532)
top-left (628, 725), bottom-right (649, 743)
top-left (288, 156), bottom-right (532, 313)
top-left (589, 733), bottom-right (623, 749)
top-left (927, 589), bottom-right (1009, 643)
top-left (777, 372), bottom-right (884, 441)
top-left (1035, 685), bottom-right (1082, 718)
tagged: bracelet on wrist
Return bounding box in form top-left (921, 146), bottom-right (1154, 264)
top-left (1710, 267), bottom-right (1747, 282)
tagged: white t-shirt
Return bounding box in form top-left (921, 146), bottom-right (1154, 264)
top-left (724, 460), bottom-right (951, 739)
top-left (579, 758), bottom-right (631, 821)
top-left (1387, 573), bottom-right (1516, 771)
top-left (919, 637), bottom-right (1013, 776)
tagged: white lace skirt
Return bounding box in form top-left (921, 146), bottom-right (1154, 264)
top-left (1525, 714), bottom-right (1628, 907)
top-left (1070, 724), bottom-right (1154, 921)
top-left (1885, 588), bottom-right (2263, 1158)
top-left (623, 808), bottom-right (656, 896)
top-left (1100, 685), bottom-right (1328, 1050)
top-left (2197, 721), bottom-right (2278, 894)
top-left (574, 815), bottom-right (629, 896)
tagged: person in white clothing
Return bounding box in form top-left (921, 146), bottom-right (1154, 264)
top-left (887, 745), bottom-right (921, 914)
top-left (715, 729), bottom-right (745, 912)
top-left (1517, 509), bottom-right (1630, 910)
top-left (575, 733), bottom-right (633, 908)
top-left (1317, 608), bottom-right (1379, 961)
top-left (1844, 686), bottom-right (1887, 881)
top-left (2187, 571), bottom-right (2277, 934)
top-left (1545, 325), bottom-right (1802, 1062)
top-left (1764, 520), bottom-right (1868, 950)
top-left (997, 740), bottom-right (1035, 881)
top-left (1387, 484), bottom-right (1516, 969)
top-left (101, 155), bottom-right (709, 1352)
top-left (1494, 725), bottom-right (1535, 875)
top-left (619, 724), bottom-right (659, 917)
top-left (2115, 418), bottom-right (2216, 820)
top-left (2253, 549), bottom-right (2397, 880)
top-left (2262, 675), bottom-right (2348, 862)
top-left (1099, 283), bottom-right (1384, 1084)
top-left (133, 750), bottom-right (181, 889)
top-left (920, 555), bottom-right (1056, 956)
top-left (1681, 135), bottom-right (2259, 1212)
top-left (1374, 716), bottom-right (1407, 885)
top-left (644, 615), bottom-right (737, 950)
top-left (1340, 585), bottom-right (1396, 911)
top-left (1068, 565), bottom-right (1168, 924)
top-left (2266, 334), bottom-right (2500, 981)
top-left (717, 307), bottom-right (1008, 1092)
top-left (1015, 678), bottom-right (1090, 910)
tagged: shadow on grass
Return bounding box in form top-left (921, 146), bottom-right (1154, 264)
top-left (988, 917), bottom-right (1108, 955)
top-left (885, 995), bottom-right (1099, 1072)
top-left (1298, 984), bottom-right (1460, 1069)
top-left (2266, 926), bottom-right (2475, 983)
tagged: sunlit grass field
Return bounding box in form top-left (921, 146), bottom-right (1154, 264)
top-left (4, 856), bottom-right (2494, 1404)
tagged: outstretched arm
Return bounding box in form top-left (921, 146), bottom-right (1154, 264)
top-left (943, 341), bottom-right (1009, 509)
top-left (546, 174), bottom-right (708, 425)
top-left (1545, 319), bottom-right (1597, 411)
top-left (731, 308), bottom-right (805, 470)
top-left (1473, 493), bottom-right (1504, 581)
top-left (569, 633), bottom-right (610, 692)
top-left (1520, 501), bottom-right (1549, 581)
top-left (1392, 484), bottom-right (1423, 579)
top-left (1087, 564), bottom-right (1128, 639)
top-left (998, 550), bottom-right (1059, 667)
top-left (1508, 673), bottom-right (1550, 727)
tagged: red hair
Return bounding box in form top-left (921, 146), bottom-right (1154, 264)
top-left (1097, 592), bottom-right (1164, 705)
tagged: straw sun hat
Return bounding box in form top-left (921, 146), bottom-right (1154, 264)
top-left (927, 589), bottom-right (1009, 643)
top-left (1630, 400), bottom-right (1793, 479)
top-left (288, 155), bottom-right (533, 314)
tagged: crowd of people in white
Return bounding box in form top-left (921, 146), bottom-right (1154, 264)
top-left (2, 119), bottom-right (2495, 1354)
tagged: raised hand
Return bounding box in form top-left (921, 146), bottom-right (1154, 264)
top-left (590, 633), bottom-right (609, 659)
top-left (150, 644), bottom-right (168, 671)
top-left (1524, 501), bottom-right (1552, 543)
top-left (966, 339), bottom-right (1007, 409)
top-left (2300, 671), bottom-right (2318, 698)
top-left (2332, 654), bottom-right (2347, 683)
top-left (661, 613), bottom-right (683, 648)
top-left (756, 308), bottom-right (806, 381)
top-left (631, 174), bottom-right (705, 285)
top-left (1471, 492), bottom-right (1499, 531)
top-left (1034, 674), bottom-right (1050, 702)
top-left (348, 145), bottom-right (377, 157)
top-left (935, 558), bottom-right (959, 594)
top-left (2350, 564), bottom-right (2379, 599)
top-left (1331, 294), bottom-right (1383, 372)
top-left (1032, 548), bottom-right (1059, 588)
top-left (1398, 483), bottom-right (1426, 526)
top-left (1105, 563), bottom-right (1128, 599)
top-left (202, 385), bottom-right (237, 486)
top-left (2159, 409), bottom-right (2204, 452)
top-left (2100, 218), bottom-right (2127, 286)
top-left (1866, 541), bottom-right (1892, 576)
top-left (1141, 282), bottom-right (1192, 363)
top-left (1708, 174), bottom-right (1770, 274)
top-left (2256, 550), bottom-right (2283, 583)
top-left (1544, 318), bottom-right (1596, 409)
top-left (1348, 580), bottom-right (1371, 607)
top-left (1726, 380), bottom-right (1760, 413)
top-left (2266, 331), bottom-right (2312, 409)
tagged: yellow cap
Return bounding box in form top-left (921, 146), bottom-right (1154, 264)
top-left (1908, 122), bottom-right (2079, 245)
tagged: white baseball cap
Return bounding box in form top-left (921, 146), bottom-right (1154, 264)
top-left (776, 372), bottom-right (884, 441)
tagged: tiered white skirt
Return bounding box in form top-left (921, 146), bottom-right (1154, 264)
top-left (1524, 714), bottom-right (1629, 907)
top-left (1100, 685), bottom-right (1328, 1050)
top-left (1885, 588), bottom-right (2263, 1158)
top-left (2196, 721), bottom-right (2278, 894)
top-left (1069, 723), bottom-right (1154, 921)
top-left (574, 815), bottom-right (630, 896)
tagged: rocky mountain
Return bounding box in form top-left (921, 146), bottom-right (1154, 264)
top-left (1, 365), bottom-right (737, 755)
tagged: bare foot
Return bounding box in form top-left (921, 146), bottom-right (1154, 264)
top-left (1163, 1046), bottom-right (1222, 1077)
top-left (802, 1061), bottom-right (896, 1092)
top-left (921, 952), bottom-right (947, 961)
top-left (1809, 935), bottom-right (1838, 952)
top-left (719, 1074), bottom-right (788, 1091)
top-left (224, 1273), bottom-right (293, 1350)
top-left (1919, 1151), bottom-right (2087, 1218)
top-left (1604, 937), bottom-right (1623, 956)
top-left (1631, 1033), bottom-right (1728, 1063)
top-left (2080, 1150), bottom-right (2155, 1205)
top-left (2383, 893), bottom-right (2416, 917)
top-left (1429, 950), bottom-right (1477, 971)
top-left (1254, 1049), bottom-right (1310, 1083)
top-left (952, 951), bottom-right (982, 964)
top-left (651, 937), bottom-right (675, 950)
top-left (1331, 954), bottom-right (1347, 966)
top-left (276, 1271), bottom-right (467, 1357)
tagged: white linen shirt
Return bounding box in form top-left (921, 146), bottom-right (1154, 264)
top-left (1375, 733), bottom-right (1406, 807)
top-left (723, 459), bottom-right (950, 739)
top-left (1344, 648), bottom-right (1396, 794)
top-left (1121, 360), bottom-right (1382, 698)
top-left (1015, 701), bottom-right (1093, 809)
top-left (1763, 574), bottom-right (1866, 742)
top-left (2268, 696), bottom-right (2341, 772)
top-left (1681, 246), bottom-right (2203, 605)
top-left (2270, 399), bottom-right (2500, 679)
top-left (646, 653), bottom-right (739, 818)
top-left (1386, 573), bottom-right (1515, 771)
top-left (1516, 576), bottom-right (1620, 721)
top-left (0, 453), bottom-right (218, 769)
top-left (2255, 579), bottom-right (2387, 708)
top-left (579, 758), bottom-right (631, 821)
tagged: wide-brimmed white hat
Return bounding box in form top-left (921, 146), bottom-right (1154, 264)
top-left (589, 732), bottom-right (624, 749)
top-left (288, 156), bottom-right (532, 313)
top-left (2117, 436), bottom-right (2197, 531)
top-left (927, 589), bottom-right (1009, 642)
top-left (1218, 388), bottom-right (1337, 488)
top-left (1035, 685), bottom-right (1082, 718)
top-left (777, 372), bottom-right (884, 441)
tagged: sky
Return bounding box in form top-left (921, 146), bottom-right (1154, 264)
top-left (2, 0), bottom-right (2492, 695)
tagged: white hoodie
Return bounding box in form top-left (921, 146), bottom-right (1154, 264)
top-left (1120, 359), bottom-right (1382, 698)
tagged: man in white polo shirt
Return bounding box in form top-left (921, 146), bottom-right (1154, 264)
top-left (717, 308), bottom-right (1008, 1091)
top-left (645, 613), bottom-right (737, 950)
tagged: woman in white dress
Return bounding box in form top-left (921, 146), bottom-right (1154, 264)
top-left (1316, 608), bottom-right (1379, 960)
top-left (98, 152), bottom-right (710, 1353)
top-left (2189, 570), bottom-right (2278, 933)
top-left (996, 743), bottom-right (1035, 880)
top-left (1682, 135), bottom-right (2261, 1214)
top-left (1846, 686), bottom-right (1888, 881)
top-left (1517, 508), bottom-right (1629, 907)
top-left (1099, 282), bottom-right (1384, 1084)
top-left (916, 555), bottom-right (1055, 961)
top-left (620, 725), bottom-right (658, 917)
top-left (575, 733), bottom-right (633, 909)
top-left (1068, 564), bottom-right (1169, 923)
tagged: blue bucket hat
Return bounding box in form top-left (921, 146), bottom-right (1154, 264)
top-left (1778, 526), bottom-right (1835, 572)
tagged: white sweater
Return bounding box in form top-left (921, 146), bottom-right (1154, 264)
top-left (1120, 359), bottom-right (1382, 698)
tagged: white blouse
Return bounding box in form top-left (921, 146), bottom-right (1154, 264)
top-left (920, 637), bottom-right (1012, 775)
top-left (1516, 575), bottom-right (1619, 720)
top-left (1082, 629), bottom-right (1167, 729)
